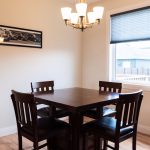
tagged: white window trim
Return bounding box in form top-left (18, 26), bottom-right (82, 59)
top-left (106, 1), bottom-right (150, 91)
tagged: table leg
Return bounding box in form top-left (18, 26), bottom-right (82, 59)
top-left (70, 111), bottom-right (83, 150)
top-left (96, 106), bottom-right (103, 150)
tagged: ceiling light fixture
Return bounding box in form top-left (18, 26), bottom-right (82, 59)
top-left (61, 0), bottom-right (104, 32)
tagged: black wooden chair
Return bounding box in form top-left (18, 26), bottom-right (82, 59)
top-left (31, 80), bottom-right (70, 119)
top-left (84, 81), bottom-right (122, 119)
top-left (11, 90), bottom-right (71, 150)
top-left (83, 90), bottom-right (143, 150)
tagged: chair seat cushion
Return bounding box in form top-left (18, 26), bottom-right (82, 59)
top-left (83, 117), bottom-right (133, 139)
top-left (85, 106), bottom-right (116, 118)
top-left (21, 117), bottom-right (70, 140)
top-left (37, 106), bottom-right (70, 118)
top-left (103, 107), bottom-right (116, 117)
top-left (37, 106), bottom-right (50, 117)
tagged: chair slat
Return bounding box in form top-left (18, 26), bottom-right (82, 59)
top-left (122, 102), bottom-right (130, 127)
top-left (16, 101), bottom-right (21, 123)
top-left (133, 101), bottom-right (138, 123)
top-left (104, 87), bottom-right (107, 91)
top-left (108, 87), bottom-right (111, 92)
top-left (24, 103), bottom-right (31, 124)
top-left (128, 102), bottom-right (135, 124)
top-left (20, 102), bottom-right (26, 125)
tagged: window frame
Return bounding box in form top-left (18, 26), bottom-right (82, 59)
top-left (107, 2), bottom-right (150, 91)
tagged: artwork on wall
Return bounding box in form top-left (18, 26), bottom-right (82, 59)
top-left (0, 25), bottom-right (42, 48)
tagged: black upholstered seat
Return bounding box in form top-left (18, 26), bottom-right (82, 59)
top-left (36, 106), bottom-right (70, 118)
top-left (83, 117), bottom-right (133, 140)
top-left (85, 107), bottom-right (116, 119)
top-left (22, 117), bottom-right (70, 140)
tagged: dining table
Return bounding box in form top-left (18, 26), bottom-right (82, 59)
top-left (34, 87), bottom-right (119, 150)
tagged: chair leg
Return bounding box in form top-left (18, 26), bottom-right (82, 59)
top-left (99, 138), bottom-right (103, 150)
top-left (104, 140), bottom-right (108, 150)
top-left (83, 132), bottom-right (88, 150)
top-left (18, 133), bottom-right (22, 150)
top-left (132, 133), bottom-right (137, 150)
top-left (94, 135), bottom-right (100, 150)
top-left (67, 130), bottom-right (72, 150)
top-left (63, 129), bottom-right (71, 150)
top-left (114, 141), bottom-right (119, 150)
top-left (47, 138), bottom-right (53, 150)
top-left (68, 115), bottom-right (71, 124)
top-left (33, 141), bottom-right (38, 150)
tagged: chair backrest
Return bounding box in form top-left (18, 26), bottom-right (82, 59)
top-left (31, 80), bottom-right (54, 94)
top-left (115, 90), bottom-right (143, 134)
top-left (11, 90), bottom-right (37, 130)
top-left (99, 81), bottom-right (122, 93)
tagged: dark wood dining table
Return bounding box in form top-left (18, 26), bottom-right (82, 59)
top-left (34, 87), bottom-right (119, 150)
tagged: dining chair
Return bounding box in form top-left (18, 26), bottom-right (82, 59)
top-left (83, 90), bottom-right (143, 150)
top-left (84, 81), bottom-right (122, 119)
top-left (31, 80), bottom-right (70, 119)
top-left (11, 90), bottom-right (71, 150)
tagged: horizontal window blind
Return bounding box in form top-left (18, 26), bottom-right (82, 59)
top-left (110, 6), bottom-right (150, 44)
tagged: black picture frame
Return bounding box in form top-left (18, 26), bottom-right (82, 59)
top-left (0, 25), bottom-right (42, 48)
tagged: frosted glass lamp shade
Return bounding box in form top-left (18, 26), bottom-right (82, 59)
top-left (71, 13), bottom-right (79, 24)
top-left (61, 7), bottom-right (72, 20)
top-left (93, 6), bottom-right (104, 19)
top-left (87, 12), bottom-right (96, 23)
top-left (0, 37), bottom-right (4, 43)
top-left (76, 3), bottom-right (87, 17)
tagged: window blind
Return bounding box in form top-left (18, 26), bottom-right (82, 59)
top-left (110, 6), bottom-right (150, 44)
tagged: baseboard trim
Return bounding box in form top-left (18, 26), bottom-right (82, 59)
top-left (138, 124), bottom-right (150, 136)
top-left (0, 126), bottom-right (17, 137)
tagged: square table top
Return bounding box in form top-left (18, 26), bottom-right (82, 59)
top-left (34, 87), bottom-right (119, 111)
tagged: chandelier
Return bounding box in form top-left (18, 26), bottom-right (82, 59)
top-left (61, 0), bottom-right (104, 31)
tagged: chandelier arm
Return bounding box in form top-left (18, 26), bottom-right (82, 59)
top-left (96, 19), bottom-right (101, 24)
top-left (66, 22), bottom-right (78, 28)
top-left (73, 26), bottom-right (86, 30)
top-left (66, 21), bottom-right (87, 31)
top-left (64, 19), bottom-right (69, 26)
top-left (64, 19), bottom-right (99, 31)
top-left (80, 16), bottom-right (84, 32)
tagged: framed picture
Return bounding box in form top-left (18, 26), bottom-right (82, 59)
top-left (0, 25), bottom-right (42, 48)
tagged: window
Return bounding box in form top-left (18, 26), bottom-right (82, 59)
top-left (110, 6), bottom-right (150, 85)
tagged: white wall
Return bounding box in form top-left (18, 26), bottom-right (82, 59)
top-left (0, 0), bottom-right (150, 137)
top-left (82, 0), bottom-right (150, 135)
top-left (0, 0), bottom-right (82, 136)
